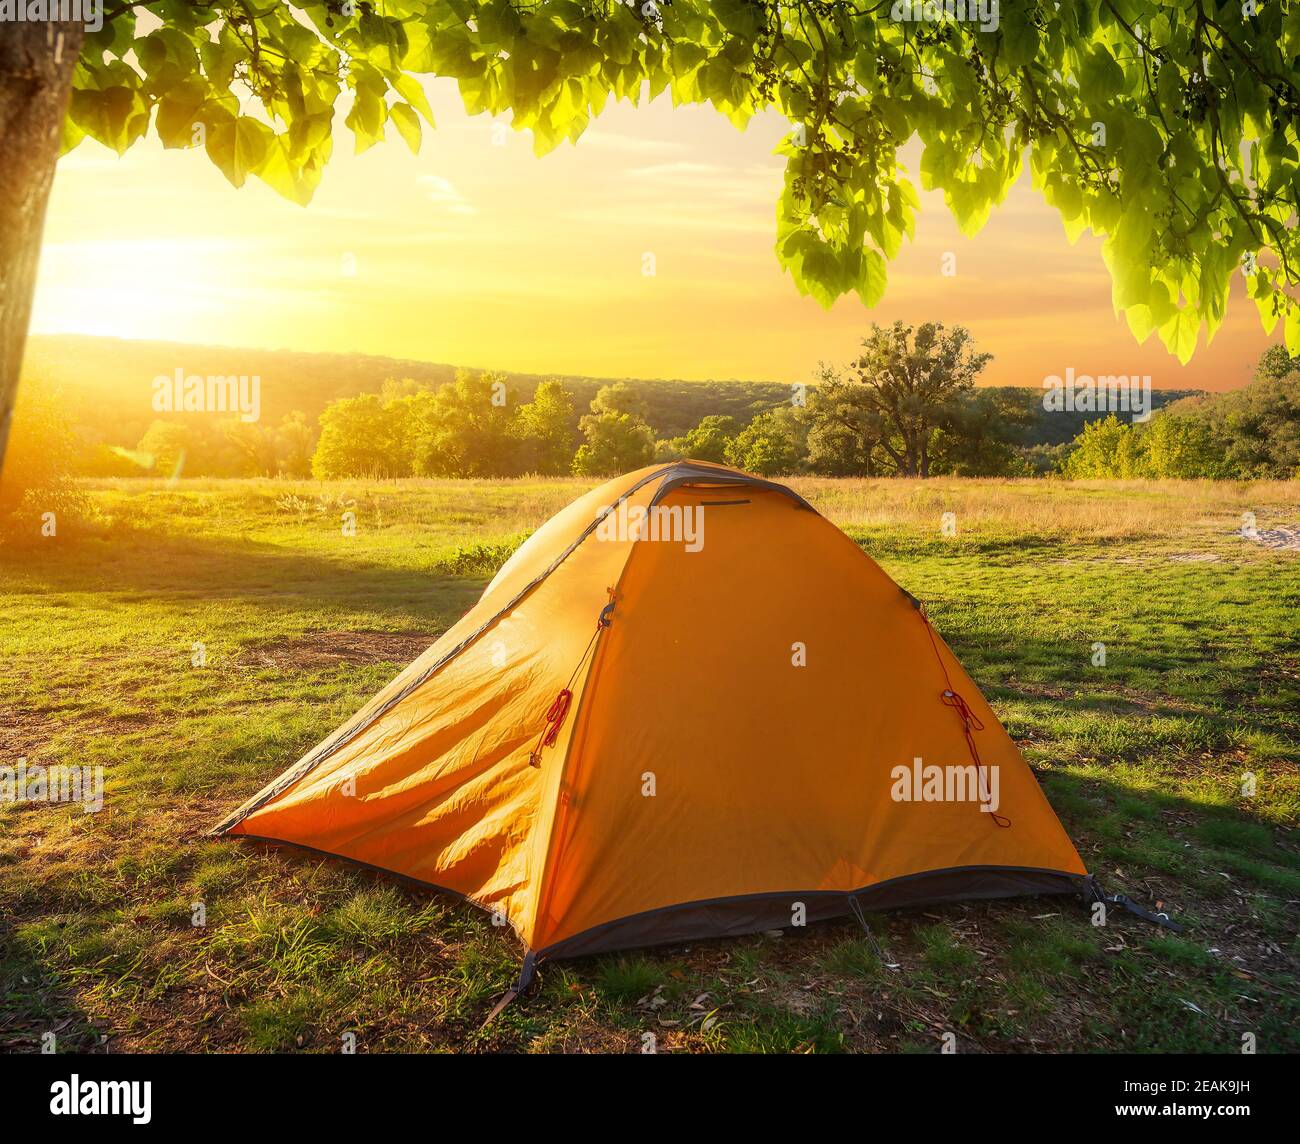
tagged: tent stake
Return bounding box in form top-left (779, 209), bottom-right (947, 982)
top-left (482, 952), bottom-right (537, 1026)
top-left (1083, 877), bottom-right (1184, 933)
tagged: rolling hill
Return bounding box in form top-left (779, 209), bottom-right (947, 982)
top-left (23, 333), bottom-right (1200, 454)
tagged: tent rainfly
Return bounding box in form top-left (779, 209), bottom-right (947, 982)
top-left (213, 461), bottom-right (1178, 1011)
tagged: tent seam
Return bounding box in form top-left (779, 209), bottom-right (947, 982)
top-left (527, 476), bottom-right (661, 951)
top-left (209, 464), bottom-right (680, 837)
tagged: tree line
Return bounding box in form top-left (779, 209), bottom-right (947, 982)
top-left (297, 325), bottom-right (1300, 482)
top-left (125, 322), bottom-right (1031, 480)
top-left (1061, 346), bottom-right (1300, 480)
top-left (4, 325), bottom-right (1296, 534)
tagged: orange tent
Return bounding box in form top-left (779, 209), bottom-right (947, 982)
top-left (213, 461), bottom-right (1091, 987)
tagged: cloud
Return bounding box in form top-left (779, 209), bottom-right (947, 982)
top-left (416, 174), bottom-right (477, 216)
top-left (579, 130), bottom-right (681, 155)
top-left (555, 203), bottom-right (772, 234)
top-left (621, 160), bottom-right (782, 207)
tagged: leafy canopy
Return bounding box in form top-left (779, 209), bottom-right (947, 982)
top-left (573, 381), bottom-right (657, 474)
top-left (71, 1), bottom-right (1300, 361)
top-left (810, 320), bottom-right (992, 476)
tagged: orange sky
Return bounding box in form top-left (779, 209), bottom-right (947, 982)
top-left (32, 78), bottom-right (1274, 391)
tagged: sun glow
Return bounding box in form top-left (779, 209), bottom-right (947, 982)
top-left (32, 78), bottom-right (1272, 390)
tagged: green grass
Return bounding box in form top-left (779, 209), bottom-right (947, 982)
top-left (1, 475), bottom-right (1297, 1053)
top-left (592, 957), bottom-right (664, 1005)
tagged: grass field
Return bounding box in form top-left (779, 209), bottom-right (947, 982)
top-left (2, 475), bottom-right (1298, 1053)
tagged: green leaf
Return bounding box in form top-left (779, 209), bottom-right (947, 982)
top-left (59, 112), bottom-right (86, 156)
top-left (346, 73), bottom-right (389, 153)
top-left (389, 102), bottom-right (422, 153)
top-left (155, 78), bottom-right (208, 148)
top-left (856, 248), bottom-right (888, 308)
top-left (1285, 302), bottom-right (1300, 357)
top-left (205, 116), bottom-right (273, 188)
top-left (1159, 307), bottom-right (1200, 365)
top-left (256, 135), bottom-right (326, 207)
top-left (136, 27), bottom-right (198, 95)
top-left (1001, 16), bottom-right (1040, 70)
top-left (1079, 45), bottom-right (1124, 101)
top-left (713, 0), bottom-right (763, 38)
top-left (199, 24), bottom-right (246, 89)
top-left (350, 12), bottom-right (409, 71)
top-left (68, 85), bottom-right (149, 154)
top-left (393, 74), bottom-right (435, 125)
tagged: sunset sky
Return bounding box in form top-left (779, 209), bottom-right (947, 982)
top-left (32, 77), bottom-right (1274, 391)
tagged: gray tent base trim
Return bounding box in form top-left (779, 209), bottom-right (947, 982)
top-left (535, 865), bottom-right (1090, 962)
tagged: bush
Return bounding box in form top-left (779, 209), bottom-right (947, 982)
top-left (0, 377), bottom-right (85, 537)
top-left (434, 535), bottom-right (527, 577)
top-left (724, 410), bottom-right (803, 475)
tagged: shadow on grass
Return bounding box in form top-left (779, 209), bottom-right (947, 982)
top-left (940, 617), bottom-right (1297, 753)
top-left (0, 522), bottom-right (489, 622)
top-left (0, 922), bottom-right (102, 1053)
top-left (4, 764), bottom-right (1295, 1054)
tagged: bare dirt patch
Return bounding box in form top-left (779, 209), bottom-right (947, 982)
top-left (241, 630), bottom-right (435, 672)
top-left (1235, 524), bottom-right (1300, 552)
top-left (1, 708), bottom-right (155, 762)
top-left (1168, 551), bottom-right (1224, 562)
top-left (0, 707), bottom-right (47, 759)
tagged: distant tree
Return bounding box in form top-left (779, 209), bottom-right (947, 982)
top-left (1140, 414), bottom-right (1226, 479)
top-left (1020, 442), bottom-right (1074, 477)
top-left (805, 366), bottom-right (883, 476)
top-left (809, 323), bottom-right (992, 477)
top-left (930, 389), bottom-right (1036, 477)
top-left (1059, 409), bottom-right (1229, 480)
top-left (654, 437), bottom-right (688, 464)
top-left (411, 370), bottom-right (518, 478)
top-left (513, 380), bottom-right (575, 475)
top-left (679, 414), bottom-right (740, 464)
top-left (138, 420), bottom-right (195, 478)
top-left (223, 419), bottom-right (278, 477)
top-left (311, 393), bottom-right (408, 479)
top-left (1059, 415), bottom-right (1145, 479)
top-left (83, 442), bottom-right (150, 478)
top-left (1254, 345), bottom-right (1300, 385)
top-left (1054, 337), bottom-right (1300, 481)
top-left (1202, 372), bottom-right (1300, 479)
top-left (276, 411), bottom-right (316, 478)
top-left (573, 384), bottom-right (655, 477)
top-left (724, 409), bottom-right (803, 476)
top-left (380, 378), bottom-right (429, 402)
top-left (804, 415), bottom-right (875, 475)
top-left (592, 382), bottom-right (647, 420)
top-left (1139, 346), bottom-right (1299, 479)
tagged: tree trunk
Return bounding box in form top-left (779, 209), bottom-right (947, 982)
top-left (901, 431), bottom-right (918, 477)
top-left (0, 19), bottom-right (83, 478)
